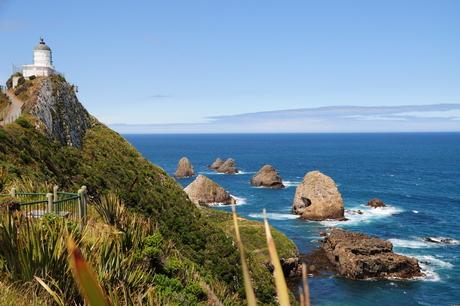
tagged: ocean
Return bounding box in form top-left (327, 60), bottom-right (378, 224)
top-left (123, 133), bottom-right (460, 306)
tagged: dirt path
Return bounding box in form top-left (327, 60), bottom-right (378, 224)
top-left (0, 90), bottom-right (23, 125)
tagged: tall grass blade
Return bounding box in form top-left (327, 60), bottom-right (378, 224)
top-left (232, 204), bottom-right (257, 306)
top-left (301, 262), bottom-right (310, 306)
top-left (263, 209), bottom-right (290, 306)
top-left (34, 276), bottom-right (64, 306)
top-left (67, 237), bottom-right (111, 306)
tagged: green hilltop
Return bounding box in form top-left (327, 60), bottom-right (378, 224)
top-left (0, 75), bottom-right (299, 305)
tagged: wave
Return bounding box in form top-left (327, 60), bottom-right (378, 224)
top-left (283, 180), bottom-right (302, 188)
top-left (248, 212), bottom-right (299, 220)
top-left (231, 195), bottom-right (247, 205)
top-left (390, 237), bottom-right (460, 249)
top-left (418, 255), bottom-right (454, 269)
top-left (389, 238), bottom-right (435, 249)
top-left (320, 205), bottom-right (403, 227)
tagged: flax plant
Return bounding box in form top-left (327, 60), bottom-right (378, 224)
top-left (0, 210), bottom-right (81, 304)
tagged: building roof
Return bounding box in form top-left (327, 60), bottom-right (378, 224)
top-left (34, 38), bottom-right (51, 51)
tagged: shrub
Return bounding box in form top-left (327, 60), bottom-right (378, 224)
top-left (185, 281), bottom-right (207, 301)
top-left (16, 117), bottom-right (33, 129)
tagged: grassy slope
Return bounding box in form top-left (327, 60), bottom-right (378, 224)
top-left (0, 77), bottom-right (299, 305)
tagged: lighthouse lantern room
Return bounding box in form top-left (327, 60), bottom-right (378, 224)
top-left (22, 38), bottom-right (56, 78)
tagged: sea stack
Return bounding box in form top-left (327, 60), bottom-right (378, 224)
top-left (216, 158), bottom-right (238, 174)
top-left (321, 229), bottom-right (424, 280)
top-left (292, 170), bottom-right (345, 221)
top-left (250, 165), bottom-right (285, 188)
top-left (174, 157), bottom-right (195, 178)
top-left (184, 174), bottom-right (235, 206)
top-left (208, 158), bottom-right (224, 170)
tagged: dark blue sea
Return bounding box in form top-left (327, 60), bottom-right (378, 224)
top-left (123, 133), bottom-right (460, 306)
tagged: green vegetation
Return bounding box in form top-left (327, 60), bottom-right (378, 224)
top-left (0, 76), bottom-right (300, 305)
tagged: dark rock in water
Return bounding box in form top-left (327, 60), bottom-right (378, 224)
top-left (174, 157), bottom-right (195, 178)
top-left (366, 198), bottom-right (386, 208)
top-left (423, 237), bottom-right (460, 244)
top-left (321, 228), bottom-right (424, 280)
top-left (345, 209), bottom-right (363, 215)
top-left (250, 165), bottom-right (285, 188)
top-left (263, 257), bottom-right (302, 278)
top-left (208, 158), bottom-right (224, 169)
top-left (298, 249), bottom-right (338, 278)
top-left (216, 158), bottom-right (238, 174)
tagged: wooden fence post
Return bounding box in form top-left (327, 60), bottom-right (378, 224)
top-left (78, 188), bottom-right (86, 223)
top-left (53, 186), bottom-right (59, 201)
top-left (11, 188), bottom-right (16, 197)
top-left (81, 186), bottom-right (87, 219)
top-left (46, 193), bottom-right (53, 214)
top-left (53, 186), bottom-right (59, 213)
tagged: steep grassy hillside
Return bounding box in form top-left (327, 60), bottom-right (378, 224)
top-left (0, 76), bottom-right (299, 305)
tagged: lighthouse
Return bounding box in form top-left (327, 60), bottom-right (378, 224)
top-left (22, 38), bottom-right (57, 78)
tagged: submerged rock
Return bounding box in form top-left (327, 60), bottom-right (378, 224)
top-left (250, 165), bottom-right (285, 188)
top-left (208, 158), bottom-right (224, 170)
top-left (174, 157), bottom-right (195, 178)
top-left (321, 229), bottom-right (424, 280)
top-left (291, 171), bottom-right (345, 221)
top-left (366, 198), bottom-right (386, 208)
top-left (184, 174), bottom-right (235, 206)
top-left (423, 237), bottom-right (460, 245)
top-left (216, 158), bottom-right (238, 174)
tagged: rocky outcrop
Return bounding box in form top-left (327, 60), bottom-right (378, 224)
top-left (263, 257), bottom-right (301, 278)
top-left (174, 157), bottom-right (195, 178)
top-left (28, 77), bottom-right (92, 149)
top-left (321, 229), bottom-right (424, 280)
top-left (208, 158), bottom-right (224, 170)
top-left (216, 158), bottom-right (238, 174)
top-left (250, 165), bottom-right (285, 188)
top-left (366, 198), bottom-right (386, 208)
top-left (184, 174), bottom-right (235, 206)
top-left (291, 171), bottom-right (345, 221)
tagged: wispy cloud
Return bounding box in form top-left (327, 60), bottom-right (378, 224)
top-left (149, 95), bottom-right (171, 98)
top-left (144, 35), bottom-right (162, 44)
top-left (108, 104), bottom-right (460, 134)
top-left (0, 20), bottom-right (26, 32)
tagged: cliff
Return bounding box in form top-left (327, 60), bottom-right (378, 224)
top-left (0, 75), bottom-right (296, 305)
top-left (24, 75), bottom-right (92, 149)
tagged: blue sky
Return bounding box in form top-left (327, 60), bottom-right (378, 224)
top-left (1, 0), bottom-right (459, 133)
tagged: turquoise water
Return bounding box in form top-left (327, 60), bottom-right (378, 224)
top-left (124, 133), bottom-right (460, 305)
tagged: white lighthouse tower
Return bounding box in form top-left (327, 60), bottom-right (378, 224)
top-left (22, 38), bottom-right (56, 78)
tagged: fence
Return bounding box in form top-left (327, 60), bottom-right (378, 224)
top-left (0, 102), bottom-right (12, 121)
top-left (0, 186), bottom-right (87, 223)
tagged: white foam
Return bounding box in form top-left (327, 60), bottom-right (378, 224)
top-left (418, 255), bottom-right (454, 269)
top-left (231, 195), bottom-right (247, 205)
top-left (283, 180), bottom-right (301, 188)
top-left (389, 238), bottom-right (434, 249)
top-left (319, 205), bottom-right (403, 227)
top-left (420, 270), bottom-right (441, 282)
top-left (248, 212), bottom-right (299, 220)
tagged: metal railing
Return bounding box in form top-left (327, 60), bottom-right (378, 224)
top-left (0, 186), bottom-right (87, 223)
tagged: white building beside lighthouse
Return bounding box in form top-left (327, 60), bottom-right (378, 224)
top-left (22, 38), bottom-right (57, 78)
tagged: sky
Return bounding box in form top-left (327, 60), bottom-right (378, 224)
top-left (1, 0), bottom-right (459, 133)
